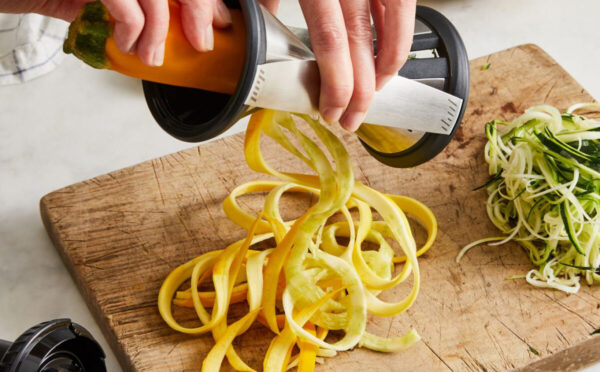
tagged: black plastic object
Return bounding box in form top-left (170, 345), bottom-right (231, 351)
top-left (0, 319), bottom-right (106, 372)
top-left (142, 4), bottom-right (469, 168)
top-left (362, 6), bottom-right (470, 168)
top-left (142, 0), bottom-right (266, 142)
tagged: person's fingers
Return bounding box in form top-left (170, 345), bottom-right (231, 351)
top-left (136, 0), bottom-right (169, 66)
top-left (259, 0), bottom-right (281, 14)
top-left (102, 0), bottom-right (145, 54)
top-left (338, 0), bottom-right (376, 132)
top-left (370, 0), bottom-right (385, 51)
top-left (212, 0), bottom-right (233, 28)
top-left (31, 0), bottom-right (95, 22)
top-left (180, 0), bottom-right (232, 52)
top-left (180, 0), bottom-right (215, 52)
top-left (375, 0), bottom-right (416, 90)
top-left (300, 0), bottom-right (353, 124)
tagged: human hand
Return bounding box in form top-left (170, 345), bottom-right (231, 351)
top-left (261, 0), bottom-right (416, 131)
top-left (0, 0), bottom-right (233, 67)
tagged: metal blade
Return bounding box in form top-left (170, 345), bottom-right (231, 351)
top-left (415, 77), bottom-right (445, 90)
top-left (245, 60), bottom-right (463, 135)
top-left (245, 60), bottom-right (320, 116)
top-left (364, 75), bottom-right (462, 134)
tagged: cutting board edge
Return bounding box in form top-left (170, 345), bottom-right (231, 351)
top-left (37, 44), bottom-right (600, 372)
top-left (516, 334), bottom-right (600, 372)
top-left (517, 43), bottom-right (596, 100)
top-left (39, 197), bottom-right (137, 372)
top-left (486, 43), bottom-right (598, 108)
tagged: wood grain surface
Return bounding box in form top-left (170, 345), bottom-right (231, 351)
top-left (41, 44), bottom-right (600, 372)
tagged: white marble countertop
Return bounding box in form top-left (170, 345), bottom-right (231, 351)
top-left (1, 1), bottom-right (599, 371)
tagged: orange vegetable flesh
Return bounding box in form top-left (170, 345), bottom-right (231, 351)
top-left (67, 1), bottom-right (246, 94)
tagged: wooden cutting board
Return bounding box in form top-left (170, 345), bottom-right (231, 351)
top-left (41, 44), bottom-right (600, 372)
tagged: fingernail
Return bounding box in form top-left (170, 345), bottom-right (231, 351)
top-left (215, 1), bottom-right (232, 24)
top-left (202, 24), bottom-right (214, 51)
top-left (321, 107), bottom-right (344, 123)
top-left (127, 42), bottom-right (137, 55)
top-left (340, 111), bottom-right (366, 132)
top-left (376, 74), bottom-right (394, 91)
top-left (152, 42), bottom-right (165, 66)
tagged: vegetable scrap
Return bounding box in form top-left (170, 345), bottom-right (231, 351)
top-left (481, 63), bottom-right (491, 70)
top-left (158, 110), bottom-right (438, 371)
top-left (528, 345), bottom-right (540, 356)
top-left (458, 103), bottom-right (600, 294)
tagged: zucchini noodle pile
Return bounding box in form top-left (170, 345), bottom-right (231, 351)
top-left (457, 103), bottom-right (600, 293)
top-left (158, 110), bottom-right (438, 371)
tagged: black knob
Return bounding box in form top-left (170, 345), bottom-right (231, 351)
top-left (0, 319), bottom-right (106, 372)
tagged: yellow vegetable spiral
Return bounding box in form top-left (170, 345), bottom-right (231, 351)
top-left (158, 110), bottom-right (437, 371)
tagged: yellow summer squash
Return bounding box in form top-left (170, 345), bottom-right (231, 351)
top-left (158, 110), bottom-right (437, 371)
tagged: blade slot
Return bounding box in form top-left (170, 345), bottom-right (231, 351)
top-left (411, 32), bottom-right (439, 51)
top-left (398, 58), bottom-right (448, 80)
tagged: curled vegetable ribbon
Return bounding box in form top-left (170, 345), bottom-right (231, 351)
top-left (158, 110), bottom-right (438, 371)
top-left (458, 103), bottom-right (600, 294)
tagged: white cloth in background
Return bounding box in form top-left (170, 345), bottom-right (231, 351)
top-left (0, 13), bottom-right (68, 85)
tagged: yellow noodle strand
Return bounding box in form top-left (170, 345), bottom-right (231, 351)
top-left (157, 110), bottom-right (438, 371)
